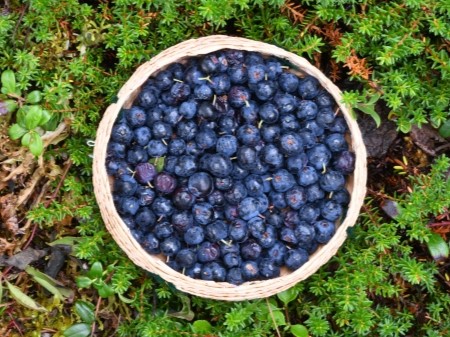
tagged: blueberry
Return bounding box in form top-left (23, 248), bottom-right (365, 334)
top-left (245, 51), bottom-right (265, 65)
top-left (307, 144), bottom-right (332, 171)
top-left (265, 59), bottom-right (283, 79)
top-left (314, 219), bottom-right (336, 243)
top-left (126, 145), bottom-right (148, 165)
top-left (236, 124), bottom-right (261, 146)
top-left (283, 209), bottom-right (302, 228)
top-left (274, 93), bottom-right (296, 114)
top-left (255, 80), bottom-right (277, 101)
top-left (229, 86), bottom-right (251, 108)
top-left (260, 144), bottom-right (284, 169)
top-left (241, 260), bottom-right (259, 280)
top-left (297, 99), bottom-right (319, 121)
top-left (133, 126), bottom-right (152, 146)
top-left (237, 146), bottom-right (258, 170)
top-left (261, 124), bottom-right (281, 143)
top-left (218, 115), bottom-right (238, 134)
top-left (192, 202), bottom-right (215, 225)
top-left (224, 181), bottom-right (248, 205)
top-left (185, 141), bottom-right (203, 156)
top-left (224, 204), bottom-right (239, 221)
top-left (228, 64), bottom-right (248, 84)
top-left (207, 190), bottom-right (226, 207)
top-left (271, 169), bottom-right (296, 192)
top-left (186, 263), bottom-right (203, 279)
top-left (330, 188), bottom-right (351, 205)
top-left (320, 200), bottom-right (343, 221)
top-left (194, 83), bottom-right (214, 100)
top-left (248, 217), bottom-right (265, 239)
top-left (201, 53), bottom-right (224, 73)
top-left (306, 183), bottom-right (325, 202)
top-left (188, 172), bottom-right (214, 197)
top-left (297, 166), bottom-right (319, 186)
top-left (111, 123), bottom-right (133, 145)
top-left (121, 216), bottom-right (136, 229)
top-left (238, 197), bottom-right (261, 220)
top-left (135, 207), bottom-right (156, 229)
top-left (278, 72), bottom-right (299, 93)
top-left (286, 153), bottom-right (307, 175)
top-left (153, 221), bottom-right (174, 239)
top-left (152, 121), bottom-right (173, 139)
top-left (171, 210), bottom-right (194, 233)
top-left (244, 174), bottom-right (265, 197)
top-left (258, 102), bottom-right (279, 124)
top-left (247, 64), bottom-right (266, 84)
top-left (298, 75), bottom-right (320, 99)
top-left (134, 163), bottom-right (156, 184)
top-left (302, 119), bottom-right (324, 137)
top-left (125, 106), bottom-right (147, 128)
top-left (284, 248), bottom-right (309, 270)
top-left (160, 237), bottom-right (181, 257)
top-left (205, 220), bottom-right (228, 242)
top-left (184, 226), bottom-right (205, 245)
top-left (316, 107), bottom-right (336, 128)
top-left (319, 170), bottom-right (346, 192)
top-left (241, 240), bottom-right (262, 260)
top-left (169, 82), bottom-right (191, 103)
top-left (223, 252), bottom-right (242, 268)
top-left (256, 225), bottom-right (277, 249)
top-left (280, 113), bottom-right (300, 132)
top-left (225, 49), bottom-right (245, 65)
top-left (210, 73), bottom-right (231, 95)
top-left (172, 187), bottom-right (195, 210)
top-left (269, 191), bottom-right (287, 209)
top-left (229, 219), bottom-right (249, 242)
top-left (137, 86), bottom-right (159, 108)
top-left (179, 99), bottom-right (198, 119)
top-left (118, 196), bottom-right (140, 216)
top-left (314, 90), bottom-right (335, 108)
top-left (107, 142), bottom-right (127, 159)
top-left (174, 155), bottom-right (198, 177)
top-left (214, 177), bottom-right (234, 191)
top-left (163, 106), bottom-right (181, 126)
top-left (135, 186), bottom-right (155, 206)
top-left (266, 242), bottom-right (287, 266)
top-left (280, 227), bottom-right (298, 245)
top-left (147, 140), bottom-right (167, 158)
top-left (141, 233), bottom-right (160, 254)
top-left (114, 174), bottom-right (138, 196)
top-left (198, 101), bottom-right (218, 121)
top-left (154, 172), bottom-right (177, 194)
top-left (195, 128), bottom-right (217, 150)
top-left (231, 163), bottom-right (249, 180)
top-left (332, 150), bottom-right (355, 174)
top-left (279, 132), bottom-right (304, 156)
top-left (285, 185), bottom-right (307, 210)
top-left (259, 258), bottom-right (280, 279)
top-left (209, 262), bottom-right (227, 281)
top-left (175, 249), bottom-right (197, 268)
top-left (328, 116), bottom-right (348, 133)
top-left (294, 222), bottom-right (316, 246)
top-left (168, 139), bottom-right (186, 156)
top-left (298, 203), bottom-right (320, 223)
top-left (216, 135), bottom-right (238, 156)
top-left (298, 130), bottom-right (316, 149)
top-left (151, 197), bottom-right (174, 217)
top-left (266, 212), bottom-right (284, 228)
top-left (155, 70), bottom-right (173, 90)
top-left (205, 154), bottom-right (233, 178)
top-left (197, 241), bottom-right (220, 263)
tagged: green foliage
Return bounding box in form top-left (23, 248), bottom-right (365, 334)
top-left (1, 1), bottom-right (450, 336)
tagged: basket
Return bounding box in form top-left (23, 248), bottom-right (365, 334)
top-left (92, 35), bottom-right (367, 301)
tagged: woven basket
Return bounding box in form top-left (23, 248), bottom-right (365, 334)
top-left (93, 35), bottom-right (367, 301)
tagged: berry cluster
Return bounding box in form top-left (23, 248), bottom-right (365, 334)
top-left (106, 49), bottom-right (355, 285)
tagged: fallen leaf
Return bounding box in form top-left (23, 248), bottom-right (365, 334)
top-left (0, 194), bottom-right (19, 234)
top-left (5, 247), bottom-right (47, 270)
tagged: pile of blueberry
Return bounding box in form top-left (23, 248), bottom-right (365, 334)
top-left (106, 49), bottom-right (355, 285)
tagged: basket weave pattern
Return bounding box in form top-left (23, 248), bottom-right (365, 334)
top-left (93, 35), bottom-right (367, 301)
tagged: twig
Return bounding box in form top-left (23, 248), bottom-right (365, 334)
top-left (266, 298), bottom-right (281, 337)
top-left (91, 296), bottom-right (103, 337)
top-left (44, 159), bottom-right (72, 207)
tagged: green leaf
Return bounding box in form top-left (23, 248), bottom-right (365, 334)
top-left (150, 156), bottom-right (165, 172)
top-left (0, 278), bottom-right (3, 303)
top-left (16, 106), bottom-right (28, 127)
top-left (3, 99), bottom-right (18, 113)
top-left (118, 293), bottom-right (135, 304)
top-left (75, 300), bottom-right (95, 324)
top-left (63, 323), bottom-right (91, 337)
top-left (25, 90), bottom-right (42, 104)
top-left (357, 104), bottom-right (381, 127)
top-left (96, 283), bottom-right (115, 298)
top-left (76, 276), bottom-right (93, 288)
top-left (277, 287), bottom-right (299, 305)
top-left (21, 132), bottom-right (31, 146)
top-left (47, 236), bottom-right (82, 247)
top-left (270, 310), bottom-right (286, 326)
top-left (290, 324), bottom-right (309, 337)
top-left (438, 119), bottom-right (450, 138)
top-left (42, 113), bottom-right (60, 131)
top-left (1, 69), bottom-right (16, 94)
top-left (25, 266), bottom-right (74, 300)
top-left (427, 232), bottom-right (449, 261)
top-left (168, 293), bottom-right (195, 321)
top-left (8, 124), bottom-right (28, 140)
top-left (192, 320), bottom-right (212, 333)
top-left (5, 281), bottom-right (47, 312)
top-left (29, 132), bottom-right (44, 156)
top-left (39, 109), bottom-right (52, 126)
top-left (24, 105), bottom-right (43, 130)
top-left (87, 262), bottom-right (103, 279)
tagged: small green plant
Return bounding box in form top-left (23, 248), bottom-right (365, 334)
top-left (1, 69), bottom-right (59, 156)
top-left (75, 261), bottom-right (115, 299)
